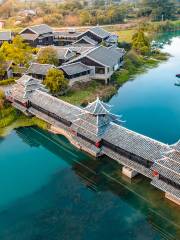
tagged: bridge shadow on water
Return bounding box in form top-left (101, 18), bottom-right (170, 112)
top-left (0, 127), bottom-right (179, 240)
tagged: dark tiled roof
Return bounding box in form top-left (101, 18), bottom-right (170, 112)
top-left (20, 33), bottom-right (38, 41)
top-left (84, 97), bottom-right (111, 115)
top-left (0, 31), bottom-right (11, 41)
top-left (11, 74), bottom-right (45, 102)
top-left (68, 45), bottom-right (94, 54)
top-left (75, 36), bottom-right (98, 46)
top-left (54, 31), bottom-right (83, 38)
top-left (171, 140), bottom-right (180, 151)
top-left (68, 46), bottom-right (125, 67)
top-left (59, 62), bottom-right (91, 76)
top-left (151, 149), bottom-right (180, 184)
top-left (53, 46), bottom-right (75, 60)
top-left (88, 26), bottom-right (110, 39)
top-left (102, 124), bottom-right (170, 162)
top-left (87, 46), bottom-right (125, 67)
top-left (71, 98), bottom-right (121, 140)
top-left (29, 90), bottom-right (82, 122)
top-left (30, 24), bottom-right (53, 34)
top-left (21, 24), bottom-right (53, 35)
top-left (151, 158), bottom-right (180, 185)
top-left (27, 63), bottom-right (54, 76)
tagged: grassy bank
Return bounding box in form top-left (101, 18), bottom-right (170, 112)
top-left (0, 113), bottom-right (49, 137)
top-left (60, 49), bottom-right (169, 106)
top-left (0, 93), bottom-right (49, 136)
top-left (60, 81), bottom-right (117, 106)
top-left (113, 50), bottom-right (169, 86)
top-left (113, 20), bottom-right (180, 44)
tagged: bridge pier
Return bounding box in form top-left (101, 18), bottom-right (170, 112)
top-left (122, 166), bottom-right (139, 179)
top-left (165, 193), bottom-right (180, 206)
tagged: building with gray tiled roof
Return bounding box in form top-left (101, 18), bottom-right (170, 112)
top-left (26, 63), bottom-right (55, 79)
top-left (73, 36), bottom-right (98, 46)
top-left (67, 45), bottom-right (125, 83)
top-left (81, 26), bottom-right (110, 43)
top-left (38, 46), bottom-right (76, 65)
top-left (20, 24), bottom-right (54, 47)
top-left (0, 31), bottom-right (12, 45)
top-left (53, 29), bottom-right (84, 46)
top-left (59, 62), bottom-right (92, 86)
top-left (151, 147), bottom-right (180, 204)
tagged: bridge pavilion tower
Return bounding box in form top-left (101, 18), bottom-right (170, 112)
top-left (71, 97), bottom-right (122, 147)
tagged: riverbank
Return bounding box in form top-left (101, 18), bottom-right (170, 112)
top-left (0, 91), bottom-right (49, 137)
top-left (60, 50), bottom-right (169, 105)
top-left (0, 28), bottom-right (171, 136)
top-left (0, 49), bottom-right (169, 137)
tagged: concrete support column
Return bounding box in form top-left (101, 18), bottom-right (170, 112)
top-left (165, 193), bottom-right (180, 206)
top-left (122, 166), bottom-right (138, 179)
top-left (105, 67), bottom-right (108, 84)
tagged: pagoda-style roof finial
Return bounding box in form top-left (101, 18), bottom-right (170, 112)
top-left (84, 96), bottom-right (111, 115)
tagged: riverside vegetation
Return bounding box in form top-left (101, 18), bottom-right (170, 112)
top-left (60, 28), bottom-right (169, 105)
top-left (0, 89), bottom-right (49, 136)
top-left (0, 27), bottom-right (171, 136)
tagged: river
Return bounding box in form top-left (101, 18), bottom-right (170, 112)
top-left (0, 31), bottom-right (180, 240)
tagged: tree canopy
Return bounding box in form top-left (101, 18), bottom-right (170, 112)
top-left (37, 47), bottom-right (59, 66)
top-left (0, 51), bottom-right (7, 78)
top-left (132, 29), bottom-right (150, 55)
top-left (1, 35), bottom-right (32, 66)
top-left (44, 68), bottom-right (68, 94)
top-left (142, 0), bottom-right (176, 21)
top-left (0, 89), bottom-right (5, 109)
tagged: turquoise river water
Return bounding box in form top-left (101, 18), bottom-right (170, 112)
top-left (0, 32), bottom-right (180, 240)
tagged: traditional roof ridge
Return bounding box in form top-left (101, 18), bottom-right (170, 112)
top-left (87, 26), bottom-right (110, 39)
top-left (66, 45), bottom-right (100, 64)
top-left (73, 36), bottom-right (98, 46)
top-left (152, 158), bottom-right (180, 176)
top-left (171, 139), bottom-right (180, 150)
top-left (110, 122), bottom-right (170, 148)
top-left (20, 24), bottom-right (52, 35)
top-left (156, 155), bottom-right (180, 167)
top-left (34, 89), bottom-right (82, 111)
top-left (84, 97), bottom-right (110, 115)
top-left (67, 45), bottom-right (125, 68)
top-left (61, 61), bottom-right (90, 68)
top-left (15, 74), bottom-right (42, 85)
top-left (28, 62), bottom-right (55, 67)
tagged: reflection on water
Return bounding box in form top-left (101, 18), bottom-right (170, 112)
top-left (109, 31), bottom-right (180, 144)
top-left (0, 31), bottom-right (180, 240)
top-left (0, 127), bottom-right (179, 240)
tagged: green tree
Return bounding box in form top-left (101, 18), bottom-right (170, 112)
top-left (0, 51), bottom-right (6, 79)
top-left (0, 89), bottom-right (5, 109)
top-left (37, 47), bottom-right (59, 66)
top-left (143, 0), bottom-right (176, 21)
top-left (44, 68), bottom-right (68, 94)
top-left (1, 35), bottom-right (32, 66)
top-left (79, 10), bottom-right (91, 25)
top-left (132, 29), bottom-right (150, 55)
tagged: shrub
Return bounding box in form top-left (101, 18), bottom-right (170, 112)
top-left (44, 68), bottom-right (68, 94)
top-left (0, 78), bottom-right (16, 86)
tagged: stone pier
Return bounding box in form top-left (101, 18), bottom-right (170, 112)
top-left (122, 166), bottom-right (139, 179)
top-left (165, 193), bottom-right (180, 206)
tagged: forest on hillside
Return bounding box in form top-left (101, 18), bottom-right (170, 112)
top-left (0, 0), bottom-right (179, 27)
